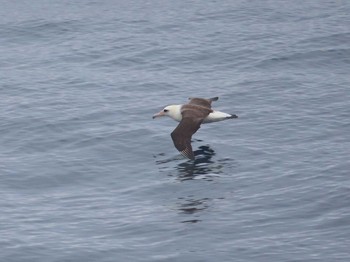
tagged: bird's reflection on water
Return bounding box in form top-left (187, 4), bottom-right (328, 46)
top-left (155, 144), bottom-right (233, 181)
top-left (177, 197), bottom-right (209, 223)
top-left (154, 144), bottom-right (235, 223)
top-left (175, 145), bottom-right (221, 181)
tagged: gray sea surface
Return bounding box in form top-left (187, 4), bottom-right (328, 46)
top-left (1, 0), bottom-right (350, 261)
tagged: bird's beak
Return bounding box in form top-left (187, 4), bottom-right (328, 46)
top-left (152, 111), bottom-right (165, 119)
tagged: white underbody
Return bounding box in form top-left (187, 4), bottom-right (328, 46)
top-left (166, 105), bottom-right (232, 123)
top-left (203, 111), bottom-right (233, 123)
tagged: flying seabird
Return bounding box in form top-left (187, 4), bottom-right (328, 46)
top-left (153, 97), bottom-right (238, 160)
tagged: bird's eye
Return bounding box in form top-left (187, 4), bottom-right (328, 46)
top-left (163, 109), bottom-right (168, 112)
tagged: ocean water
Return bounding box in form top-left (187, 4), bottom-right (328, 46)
top-left (1, 0), bottom-right (350, 261)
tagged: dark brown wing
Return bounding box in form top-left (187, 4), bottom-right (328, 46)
top-left (171, 117), bottom-right (202, 160)
top-left (188, 97), bottom-right (218, 109)
top-left (170, 106), bottom-right (211, 160)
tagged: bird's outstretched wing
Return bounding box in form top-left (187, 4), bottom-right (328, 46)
top-left (170, 105), bottom-right (211, 160)
top-left (188, 97), bottom-right (218, 109)
top-left (171, 117), bottom-right (202, 160)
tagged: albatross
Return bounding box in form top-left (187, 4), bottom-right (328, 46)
top-left (153, 97), bottom-right (238, 160)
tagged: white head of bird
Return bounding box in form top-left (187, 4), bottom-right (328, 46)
top-left (152, 105), bottom-right (182, 122)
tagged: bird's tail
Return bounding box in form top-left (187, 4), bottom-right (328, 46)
top-left (209, 97), bottom-right (219, 102)
top-left (227, 114), bottom-right (238, 119)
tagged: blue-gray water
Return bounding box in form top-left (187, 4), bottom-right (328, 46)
top-left (1, 1), bottom-right (350, 261)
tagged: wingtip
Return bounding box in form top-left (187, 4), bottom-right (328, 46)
top-left (188, 97), bottom-right (219, 102)
top-left (180, 149), bottom-right (195, 160)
